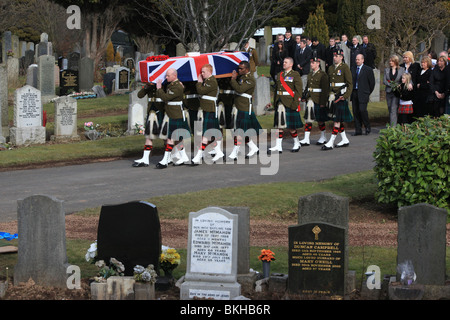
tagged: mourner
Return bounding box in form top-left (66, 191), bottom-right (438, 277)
top-left (191, 64), bottom-right (223, 165)
top-left (269, 57), bottom-right (303, 153)
top-left (322, 48), bottom-right (354, 151)
top-left (299, 55), bottom-right (329, 146)
top-left (132, 83), bottom-right (165, 167)
top-left (228, 61), bottom-right (262, 160)
top-left (155, 68), bottom-right (190, 169)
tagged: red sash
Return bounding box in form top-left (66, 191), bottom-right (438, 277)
top-left (279, 72), bottom-right (301, 112)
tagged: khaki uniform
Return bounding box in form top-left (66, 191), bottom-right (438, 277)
top-left (328, 62), bottom-right (353, 99)
top-left (306, 69), bottom-right (329, 106)
top-left (276, 69), bottom-right (302, 110)
top-left (230, 72), bottom-right (255, 112)
top-left (138, 85), bottom-right (165, 113)
top-left (246, 47), bottom-right (259, 73)
top-left (156, 79), bottom-right (185, 119)
top-left (196, 75), bottom-right (218, 113)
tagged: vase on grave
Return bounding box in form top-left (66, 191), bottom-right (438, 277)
top-left (262, 261), bottom-right (271, 278)
top-left (85, 130), bottom-right (100, 140)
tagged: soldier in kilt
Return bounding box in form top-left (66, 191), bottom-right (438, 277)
top-left (322, 49), bottom-right (353, 150)
top-left (299, 56), bottom-right (330, 146)
top-left (191, 64), bottom-right (224, 165)
top-left (132, 83), bottom-right (165, 167)
top-left (269, 57), bottom-right (303, 153)
top-left (155, 68), bottom-right (191, 169)
top-left (228, 61), bottom-right (262, 160)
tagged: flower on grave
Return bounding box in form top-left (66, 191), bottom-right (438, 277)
top-left (6, 50), bottom-right (14, 57)
top-left (84, 121), bottom-right (100, 131)
top-left (133, 264), bottom-right (158, 284)
top-left (134, 123), bottom-right (145, 135)
top-left (85, 240), bottom-right (98, 262)
top-left (160, 246), bottom-right (181, 274)
top-left (93, 257), bottom-right (125, 282)
top-left (258, 249), bottom-right (275, 262)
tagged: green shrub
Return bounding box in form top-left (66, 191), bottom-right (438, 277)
top-left (373, 116), bottom-right (450, 213)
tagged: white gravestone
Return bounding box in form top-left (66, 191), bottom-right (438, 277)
top-left (127, 89), bottom-right (148, 135)
top-left (10, 85), bottom-right (46, 146)
top-left (51, 96), bottom-right (80, 142)
top-left (180, 207), bottom-right (241, 300)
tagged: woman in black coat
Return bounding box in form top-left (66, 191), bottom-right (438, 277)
top-left (271, 41), bottom-right (288, 80)
top-left (414, 56), bottom-right (433, 118)
top-left (400, 51), bottom-right (420, 86)
top-left (429, 56), bottom-right (448, 117)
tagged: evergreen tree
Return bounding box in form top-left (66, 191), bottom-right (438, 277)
top-left (304, 4), bottom-right (329, 45)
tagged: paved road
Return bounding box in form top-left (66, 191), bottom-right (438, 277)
top-left (0, 129), bottom-right (380, 222)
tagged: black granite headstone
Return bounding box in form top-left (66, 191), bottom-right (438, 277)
top-left (60, 69), bottom-right (79, 95)
top-left (118, 68), bottom-right (129, 90)
top-left (97, 201), bottom-right (162, 276)
top-left (103, 72), bottom-right (115, 94)
top-left (288, 222), bottom-right (346, 297)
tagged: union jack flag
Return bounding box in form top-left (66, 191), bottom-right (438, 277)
top-left (139, 51), bottom-right (249, 84)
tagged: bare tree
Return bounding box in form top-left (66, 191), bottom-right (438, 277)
top-left (132, 0), bottom-right (305, 53)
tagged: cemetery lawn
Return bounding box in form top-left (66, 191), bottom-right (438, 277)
top-left (1, 170), bottom-right (449, 300)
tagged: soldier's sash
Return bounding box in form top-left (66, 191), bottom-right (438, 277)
top-left (279, 72), bottom-right (301, 112)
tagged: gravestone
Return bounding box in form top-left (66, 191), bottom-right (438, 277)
top-left (253, 76), bottom-right (270, 116)
top-left (51, 96), bottom-right (80, 142)
top-left (12, 35), bottom-right (19, 58)
top-left (59, 69), bottom-right (79, 96)
top-left (288, 222), bottom-right (346, 296)
top-left (397, 203), bottom-right (447, 286)
top-left (289, 192), bottom-right (349, 297)
top-left (0, 65), bottom-right (7, 142)
top-left (369, 69), bottom-right (380, 102)
top-left (36, 33), bottom-right (52, 59)
top-left (115, 67), bottom-right (130, 91)
top-left (14, 195), bottom-right (71, 288)
top-left (37, 55), bottom-right (56, 103)
top-left (180, 207), bottom-right (241, 300)
top-left (96, 201), bottom-right (161, 277)
top-left (20, 41), bottom-right (27, 58)
top-left (54, 64), bottom-right (60, 87)
top-left (79, 57), bottom-right (94, 91)
top-left (26, 64), bottom-right (38, 88)
top-left (127, 89), bottom-right (148, 134)
top-left (68, 52), bottom-right (80, 71)
top-left (24, 50), bottom-right (35, 71)
top-left (10, 85), bottom-right (46, 146)
top-left (93, 85), bottom-right (107, 98)
top-left (7, 57), bottom-right (19, 86)
top-left (2, 31), bottom-right (12, 63)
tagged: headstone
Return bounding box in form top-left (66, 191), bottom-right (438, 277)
top-left (0, 65), bottom-right (6, 143)
top-left (51, 96), bottom-right (80, 142)
top-left (397, 203), bottom-right (447, 286)
top-left (79, 56), bottom-right (94, 91)
top-left (253, 76), bottom-right (270, 116)
top-left (12, 35), bottom-right (19, 59)
top-left (126, 89), bottom-right (148, 134)
top-left (24, 50), bottom-right (35, 70)
top-left (37, 55), bottom-right (56, 103)
top-left (20, 41), bottom-right (27, 58)
top-left (54, 64), bottom-right (60, 87)
top-left (2, 31), bottom-right (12, 63)
top-left (59, 69), bottom-right (79, 96)
top-left (369, 69), bottom-right (380, 102)
top-left (26, 64), bottom-right (38, 88)
top-left (26, 42), bottom-right (34, 52)
top-left (36, 33), bottom-right (52, 59)
top-left (96, 201), bottom-right (162, 276)
top-left (68, 52), bottom-right (80, 71)
top-left (176, 43), bottom-right (186, 57)
top-left (180, 207), bottom-right (241, 300)
top-left (7, 57), bottom-right (19, 86)
top-left (288, 192), bottom-right (349, 297)
top-left (115, 67), bottom-right (130, 91)
top-left (93, 85), bottom-right (107, 98)
top-left (9, 85), bottom-right (46, 146)
top-left (14, 195), bottom-right (71, 288)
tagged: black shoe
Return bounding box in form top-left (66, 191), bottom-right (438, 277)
top-left (351, 132), bottom-right (362, 136)
top-left (321, 145), bottom-right (333, 151)
top-left (335, 143), bottom-right (349, 148)
top-left (155, 163), bottom-right (168, 169)
top-left (267, 150), bottom-right (282, 154)
top-left (132, 162), bottom-right (149, 167)
top-left (300, 142), bottom-right (310, 146)
top-left (365, 129), bottom-right (371, 135)
top-left (315, 141), bottom-right (326, 145)
top-left (291, 147), bottom-right (300, 153)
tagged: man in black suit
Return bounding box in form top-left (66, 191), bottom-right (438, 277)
top-left (294, 38), bottom-right (312, 90)
top-left (284, 29), bottom-right (296, 59)
top-left (311, 37), bottom-right (326, 62)
top-left (325, 37), bottom-right (337, 72)
top-left (361, 35), bottom-right (377, 69)
top-left (349, 36), bottom-right (362, 70)
top-left (351, 54), bottom-right (375, 135)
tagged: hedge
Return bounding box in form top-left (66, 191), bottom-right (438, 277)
top-left (373, 116), bottom-right (449, 213)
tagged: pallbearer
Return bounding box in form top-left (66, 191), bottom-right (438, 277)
top-left (228, 61), bottom-right (261, 160)
top-left (155, 68), bottom-right (191, 168)
top-left (191, 64), bottom-right (223, 165)
top-left (132, 83), bottom-right (165, 167)
top-left (269, 57), bottom-right (303, 153)
top-left (322, 49), bottom-right (353, 150)
top-left (299, 55), bottom-right (330, 146)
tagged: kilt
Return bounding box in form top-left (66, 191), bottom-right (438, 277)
top-left (398, 104), bottom-right (413, 114)
top-left (332, 100), bottom-right (353, 123)
top-left (235, 110), bottom-right (262, 136)
top-left (202, 111), bottom-right (221, 135)
top-left (285, 107), bottom-right (303, 129)
top-left (168, 118), bottom-right (191, 140)
top-left (314, 103), bottom-right (330, 122)
top-left (145, 111), bottom-right (164, 139)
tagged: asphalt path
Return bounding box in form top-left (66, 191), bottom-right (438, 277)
top-left (0, 129), bottom-right (380, 222)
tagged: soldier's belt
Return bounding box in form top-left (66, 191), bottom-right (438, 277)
top-left (200, 95), bottom-right (218, 101)
top-left (219, 89), bottom-right (235, 95)
top-left (168, 101), bottom-right (186, 121)
top-left (235, 92), bottom-right (253, 115)
top-left (148, 98), bottom-right (164, 102)
top-left (330, 83), bottom-right (345, 87)
top-left (277, 91), bottom-right (292, 96)
top-left (184, 94), bottom-right (199, 99)
top-left (308, 88), bottom-right (322, 93)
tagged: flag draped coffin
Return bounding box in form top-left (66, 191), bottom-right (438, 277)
top-left (139, 51), bottom-right (249, 84)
